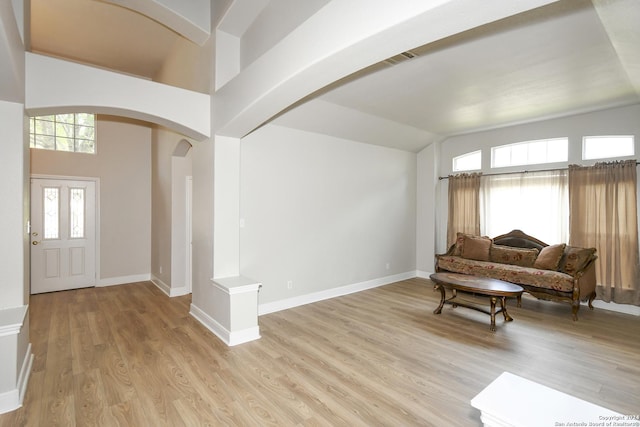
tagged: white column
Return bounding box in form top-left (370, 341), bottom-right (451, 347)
top-left (189, 135), bottom-right (261, 346)
top-left (213, 135), bottom-right (241, 278)
top-left (0, 99), bottom-right (33, 414)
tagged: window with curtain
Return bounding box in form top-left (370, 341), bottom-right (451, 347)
top-left (480, 170), bottom-right (569, 245)
top-left (568, 161), bottom-right (640, 306)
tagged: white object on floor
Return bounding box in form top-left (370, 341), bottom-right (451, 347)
top-left (470, 372), bottom-right (625, 427)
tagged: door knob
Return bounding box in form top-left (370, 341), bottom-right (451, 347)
top-left (32, 241), bottom-right (39, 245)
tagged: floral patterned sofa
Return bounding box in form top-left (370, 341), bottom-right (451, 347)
top-left (435, 230), bottom-right (597, 320)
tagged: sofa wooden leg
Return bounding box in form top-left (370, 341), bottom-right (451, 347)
top-left (571, 302), bottom-right (580, 321)
top-left (588, 292), bottom-right (596, 310)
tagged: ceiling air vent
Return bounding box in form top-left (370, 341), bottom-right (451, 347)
top-left (384, 50), bottom-right (418, 66)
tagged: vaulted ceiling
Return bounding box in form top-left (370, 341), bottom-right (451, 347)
top-left (27, 0), bottom-right (640, 152)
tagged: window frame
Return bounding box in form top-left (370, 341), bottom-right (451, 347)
top-left (491, 137), bottom-right (568, 169)
top-left (29, 113), bottom-right (97, 154)
top-left (582, 135), bottom-right (635, 161)
top-left (452, 150), bottom-right (482, 172)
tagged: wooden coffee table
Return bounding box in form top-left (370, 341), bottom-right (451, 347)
top-left (430, 272), bottom-right (524, 331)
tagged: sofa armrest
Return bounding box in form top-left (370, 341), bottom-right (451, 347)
top-left (573, 256), bottom-right (597, 305)
top-left (434, 243), bottom-right (458, 272)
top-left (573, 255), bottom-right (597, 279)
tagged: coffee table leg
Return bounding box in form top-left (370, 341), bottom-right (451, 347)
top-left (433, 284), bottom-right (445, 314)
top-left (501, 297), bottom-right (513, 322)
top-left (490, 297), bottom-right (497, 332)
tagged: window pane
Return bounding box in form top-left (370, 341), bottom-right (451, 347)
top-left (75, 139), bottom-right (95, 153)
top-left (43, 187), bottom-right (60, 240)
top-left (35, 134), bottom-right (55, 150)
top-left (548, 139), bottom-right (568, 162)
top-left (56, 137), bottom-right (74, 152)
top-left (75, 125), bottom-right (94, 140)
top-left (453, 150), bottom-right (481, 171)
top-left (510, 144), bottom-right (528, 165)
top-left (76, 113), bottom-right (95, 127)
top-left (56, 113), bottom-right (75, 124)
top-left (57, 121), bottom-right (75, 139)
top-left (583, 136), bottom-right (634, 160)
top-left (491, 137), bottom-right (568, 168)
top-left (527, 142), bottom-right (546, 164)
top-left (34, 118), bottom-right (55, 136)
top-left (69, 188), bottom-right (85, 239)
top-left (492, 146), bottom-right (510, 168)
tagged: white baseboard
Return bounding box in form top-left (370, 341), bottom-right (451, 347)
top-left (589, 300), bottom-right (640, 316)
top-left (169, 286), bottom-right (191, 297)
top-left (0, 343), bottom-right (33, 415)
top-left (150, 276), bottom-right (190, 297)
top-left (189, 303), bottom-right (260, 346)
top-left (150, 275), bottom-right (170, 296)
top-left (97, 273), bottom-right (151, 287)
top-left (258, 270), bottom-right (416, 316)
top-left (17, 344), bottom-right (33, 408)
top-left (0, 388), bottom-right (20, 415)
top-left (416, 270), bottom-right (433, 279)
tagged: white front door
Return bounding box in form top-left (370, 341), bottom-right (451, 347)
top-left (30, 178), bottom-right (96, 294)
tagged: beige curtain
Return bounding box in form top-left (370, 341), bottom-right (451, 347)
top-left (447, 173), bottom-right (481, 247)
top-left (569, 160), bottom-right (640, 305)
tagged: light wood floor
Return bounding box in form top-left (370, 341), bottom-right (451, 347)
top-left (1, 278), bottom-right (639, 426)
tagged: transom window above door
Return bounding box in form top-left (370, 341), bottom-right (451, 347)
top-left (29, 113), bottom-right (96, 154)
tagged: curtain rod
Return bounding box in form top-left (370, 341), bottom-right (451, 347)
top-left (438, 161), bottom-right (640, 180)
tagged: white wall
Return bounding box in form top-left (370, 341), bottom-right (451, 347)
top-left (151, 127), bottom-right (174, 287)
top-left (239, 0), bottom-right (329, 69)
top-left (171, 146), bottom-right (192, 293)
top-left (155, 35), bottom-right (212, 93)
top-left (150, 126), bottom-right (193, 294)
top-left (416, 143), bottom-right (438, 276)
top-left (417, 103), bottom-right (640, 260)
top-left (153, 21), bottom-right (211, 297)
top-left (31, 115), bottom-right (152, 284)
top-left (240, 124), bottom-right (417, 306)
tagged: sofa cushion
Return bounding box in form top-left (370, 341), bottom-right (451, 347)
top-left (437, 256), bottom-right (575, 292)
top-left (558, 246), bottom-right (596, 276)
top-left (490, 244), bottom-right (539, 267)
top-left (460, 234), bottom-right (492, 261)
top-left (534, 243), bottom-right (566, 271)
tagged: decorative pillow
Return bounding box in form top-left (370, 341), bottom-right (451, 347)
top-left (490, 244), bottom-right (539, 267)
top-left (558, 246), bottom-right (596, 275)
top-left (460, 234), bottom-right (492, 261)
top-left (533, 243), bottom-right (567, 271)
